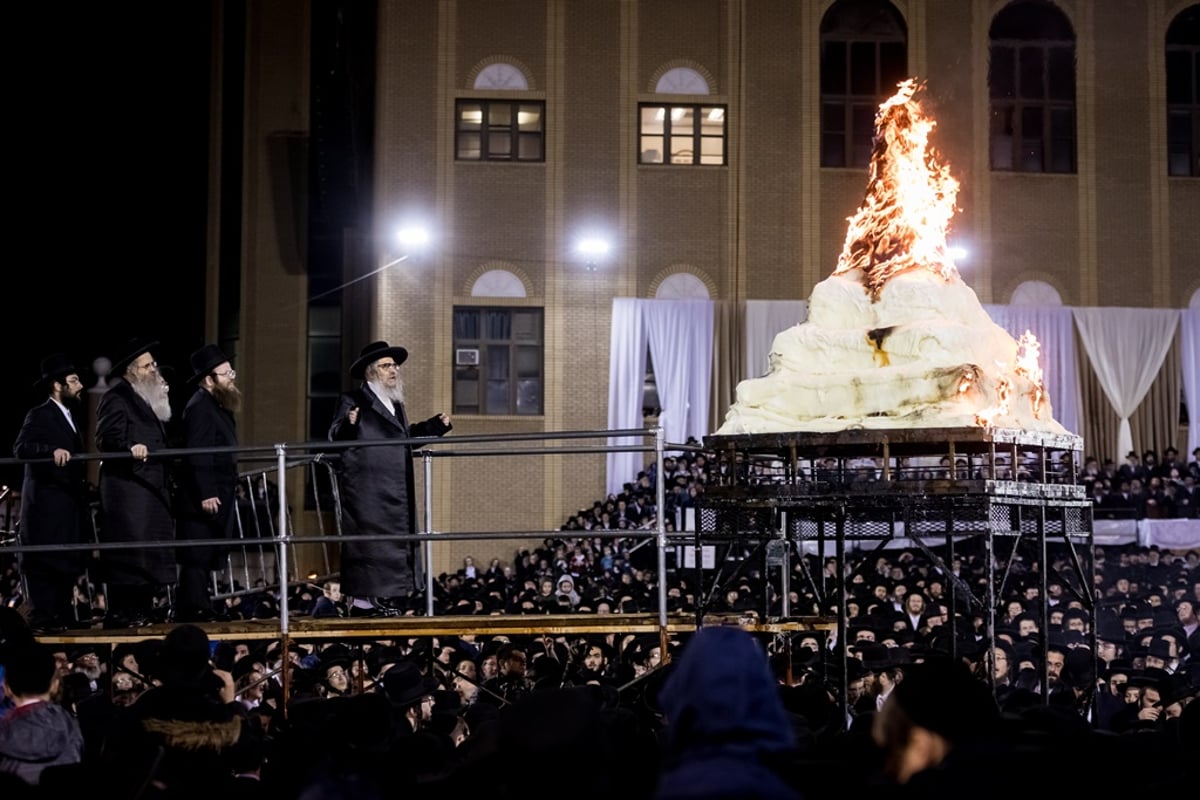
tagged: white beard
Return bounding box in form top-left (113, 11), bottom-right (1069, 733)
top-left (370, 378), bottom-right (405, 406)
top-left (131, 372), bottom-right (172, 422)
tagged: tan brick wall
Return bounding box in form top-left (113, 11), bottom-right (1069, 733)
top-left (239, 1), bottom-right (1200, 578)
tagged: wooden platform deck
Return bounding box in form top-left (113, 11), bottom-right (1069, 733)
top-left (34, 612), bottom-right (837, 646)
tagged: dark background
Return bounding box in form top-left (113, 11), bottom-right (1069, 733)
top-left (2, 4), bottom-right (212, 485)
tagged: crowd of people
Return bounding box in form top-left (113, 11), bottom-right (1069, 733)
top-left (3, 340), bottom-right (1200, 795)
top-left (2, 531), bottom-right (1198, 797)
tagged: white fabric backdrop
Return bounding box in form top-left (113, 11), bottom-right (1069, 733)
top-left (984, 304), bottom-right (1082, 436)
top-left (1182, 309), bottom-right (1200, 459)
top-left (606, 299), bottom-right (713, 495)
top-left (606, 299), bottom-right (649, 495)
top-left (1072, 308), bottom-right (1179, 461)
top-left (743, 300), bottom-right (808, 380)
top-left (645, 299), bottom-right (714, 449)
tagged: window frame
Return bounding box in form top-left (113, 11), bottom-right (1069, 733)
top-left (455, 99), bottom-right (546, 163)
top-left (638, 102), bottom-right (728, 166)
top-left (1166, 23), bottom-right (1199, 177)
top-left (452, 305), bottom-right (544, 416)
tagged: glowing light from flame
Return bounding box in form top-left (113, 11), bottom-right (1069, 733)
top-left (833, 78), bottom-right (961, 301)
top-left (1013, 331), bottom-right (1046, 418)
top-left (975, 376), bottom-right (1012, 428)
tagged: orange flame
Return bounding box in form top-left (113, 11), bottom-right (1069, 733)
top-left (975, 376), bottom-right (1012, 428)
top-left (1013, 331), bottom-right (1046, 418)
top-left (833, 79), bottom-right (960, 301)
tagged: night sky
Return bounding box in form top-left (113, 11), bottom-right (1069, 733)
top-left (3, 4), bottom-right (211, 484)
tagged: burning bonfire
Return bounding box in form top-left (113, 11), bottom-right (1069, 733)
top-left (715, 79), bottom-right (1065, 435)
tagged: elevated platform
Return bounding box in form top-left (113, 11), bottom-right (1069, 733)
top-left (33, 612), bottom-right (837, 646)
top-left (693, 426), bottom-right (1096, 710)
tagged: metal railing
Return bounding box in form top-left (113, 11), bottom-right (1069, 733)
top-left (1, 427), bottom-right (673, 636)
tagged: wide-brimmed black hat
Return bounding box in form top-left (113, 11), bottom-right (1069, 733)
top-left (381, 660), bottom-right (439, 707)
top-left (111, 337), bottom-right (159, 377)
top-left (350, 340), bottom-right (408, 379)
top-left (188, 344), bottom-right (231, 384)
top-left (34, 353), bottom-right (78, 388)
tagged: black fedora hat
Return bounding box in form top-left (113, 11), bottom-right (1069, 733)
top-left (350, 340), bottom-right (408, 379)
top-left (34, 353), bottom-right (78, 388)
top-left (381, 659), bottom-right (439, 707)
top-left (187, 344), bottom-right (231, 384)
top-left (111, 337), bottom-right (159, 377)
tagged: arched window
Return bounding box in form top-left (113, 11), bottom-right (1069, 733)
top-left (989, 1), bottom-right (1076, 173)
top-left (641, 66), bottom-right (726, 166)
top-left (474, 62), bottom-right (529, 90)
top-left (1166, 5), bottom-right (1200, 176)
top-left (655, 273), bottom-right (710, 299)
top-left (1010, 279), bottom-right (1063, 306)
top-left (655, 67), bottom-right (709, 95)
top-left (819, 0), bottom-right (908, 168)
top-left (470, 269), bottom-right (527, 298)
top-left (458, 61), bottom-right (543, 162)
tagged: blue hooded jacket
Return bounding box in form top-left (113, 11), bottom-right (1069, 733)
top-left (654, 627), bottom-right (803, 800)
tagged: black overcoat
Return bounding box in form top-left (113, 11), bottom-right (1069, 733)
top-left (328, 385), bottom-right (450, 597)
top-left (95, 377), bottom-right (176, 585)
top-left (12, 398), bottom-right (91, 577)
top-left (177, 388), bottom-right (238, 570)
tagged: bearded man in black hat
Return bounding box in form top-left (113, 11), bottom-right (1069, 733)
top-left (12, 354), bottom-right (92, 633)
top-left (175, 344), bottom-right (241, 622)
top-left (328, 340), bottom-right (452, 616)
top-left (95, 338), bottom-right (176, 626)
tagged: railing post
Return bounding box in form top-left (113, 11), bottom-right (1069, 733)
top-left (655, 427), bottom-right (668, 641)
top-left (424, 449), bottom-right (435, 617)
top-left (276, 443), bottom-right (290, 633)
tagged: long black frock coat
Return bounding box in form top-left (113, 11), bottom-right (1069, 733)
top-left (328, 384), bottom-right (450, 598)
top-left (12, 398), bottom-right (91, 591)
top-left (95, 377), bottom-right (176, 585)
top-left (177, 388), bottom-right (238, 570)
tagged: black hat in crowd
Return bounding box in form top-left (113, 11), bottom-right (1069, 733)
top-left (381, 659), bottom-right (440, 707)
top-left (110, 337), bottom-right (159, 377)
top-left (187, 344), bottom-right (231, 384)
top-left (350, 340), bottom-right (408, 379)
top-left (34, 353), bottom-right (77, 389)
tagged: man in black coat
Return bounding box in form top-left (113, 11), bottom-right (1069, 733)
top-left (12, 354), bottom-right (92, 632)
top-left (175, 344), bottom-right (241, 622)
top-left (95, 338), bottom-right (176, 626)
top-left (328, 340), bottom-right (452, 616)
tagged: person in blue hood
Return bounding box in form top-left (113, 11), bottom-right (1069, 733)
top-left (654, 626), bottom-right (804, 800)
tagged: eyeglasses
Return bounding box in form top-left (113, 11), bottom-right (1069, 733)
top-left (213, 369), bottom-right (237, 380)
top-left (134, 361), bottom-right (158, 372)
top-left (375, 362), bottom-right (400, 371)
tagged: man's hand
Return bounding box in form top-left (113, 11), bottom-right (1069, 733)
top-left (52, 448), bottom-right (71, 467)
top-left (202, 497), bottom-right (221, 515)
top-left (130, 443), bottom-right (149, 461)
top-left (212, 667), bottom-right (236, 704)
top-left (348, 406), bottom-right (359, 425)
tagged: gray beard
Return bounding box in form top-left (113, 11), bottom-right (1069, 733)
top-left (370, 379), bottom-right (405, 406)
top-left (131, 373), bottom-right (172, 422)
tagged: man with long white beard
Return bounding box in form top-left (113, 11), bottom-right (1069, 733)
top-left (95, 338), bottom-right (176, 627)
top-left (175, 344), bottom-right (241, 622)
top-left (329, 340), bottom-right (452, 616)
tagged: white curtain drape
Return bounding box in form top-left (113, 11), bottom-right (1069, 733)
top-left (1182, 309), bottom-right (1200, 458)
top-left (606, 299), bottom-right (648, 496)
top-left (983, 304), bottom-right (1082, 436)
top-left (744, 300), bottom-right (808, 380)
top-left (606, 299), bottom-right (714, 495)
top-left (645, 299), bottom-right (714, 448)
top-left (1072, 307), bottom-right (1179, 461)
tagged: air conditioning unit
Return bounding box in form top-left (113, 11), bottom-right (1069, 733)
top-left (455, 348), bottom-right (480, 366)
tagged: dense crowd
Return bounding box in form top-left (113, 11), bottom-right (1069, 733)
top-left (2, 446), bottom-right (1200, 796)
